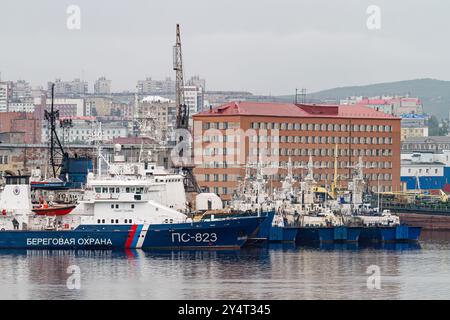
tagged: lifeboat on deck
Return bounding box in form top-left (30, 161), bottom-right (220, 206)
top-left (32, 204), bottom-right (76, 216)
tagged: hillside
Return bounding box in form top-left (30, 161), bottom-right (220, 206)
top-left (277, 79), bottom-right (450, 118)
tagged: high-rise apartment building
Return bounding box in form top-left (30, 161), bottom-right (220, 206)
top-left (94, 76), bottom-right (112, 94)
top-left (49, 78), bottom-right (88, 95)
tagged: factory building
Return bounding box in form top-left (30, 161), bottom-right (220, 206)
top-left (401, 151), bottom-right (450, 191)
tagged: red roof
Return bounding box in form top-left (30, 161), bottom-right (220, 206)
top-left (194, 101), bottom-right (398, 120)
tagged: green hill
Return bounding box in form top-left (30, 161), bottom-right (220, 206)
top-left (277, 79), bottom-right (450, 118)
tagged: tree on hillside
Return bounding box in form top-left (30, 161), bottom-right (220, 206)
top-left (428, 115), bottom-right (449, 136)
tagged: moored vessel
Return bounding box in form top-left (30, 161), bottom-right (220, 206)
top-left (0, 175), bottom-right (267, 250)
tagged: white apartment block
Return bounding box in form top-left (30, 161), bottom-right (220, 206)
top-left (0, 82), bottom-right (9, 112)
top-left (183, 85), bottom-right (204, 116)
top-left (94, 76), bottom-right (112, 94)
top-left (137, 77), bottom-right (175, 94)
top-left (42, 120), bottom-right (128, 144)
top-left (8, 102), bottom-right (35, 113)
top-left (186, 76), bottom-right (206, 90)
top-left (50, 78), bottom-right (88, 95)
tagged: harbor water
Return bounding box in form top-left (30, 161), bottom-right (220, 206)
top-left (1, 231), bottom-right (450, 300)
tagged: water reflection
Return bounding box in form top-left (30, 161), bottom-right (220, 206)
top-left (0, 234), bottom-right (448, 299)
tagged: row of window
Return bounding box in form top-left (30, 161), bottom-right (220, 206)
top-left (202, 122), bottom-right (240, 130)
top-left (203, 135), bottom-right (393, 144)
top-left (44, 129), bottom-right (125, 135)
top-left (203, 147), bottom-right (393, 157)
top-left (199, 159), bottom-right (394, 169)
top-left (203, 186), bottom-right (228, 195)
top-left (97, 219), bottom-right (133, 224)
top-left (202, 180), bottom-right (394, 196)
top-left (266, 173), bottom-right (393, 181)
top-left (110, 204), bottom-right (135, 209)
top-left (250, 148), bottom-right (393, 157)
top-left (407, 168), bottom-right (440, 174)
top-left (250, 135), bottom-right (393, 145)
top-left (205, 174), bottom-right (227, 182)
top-left (154, 178), bottom-right (182, 183)
top-left (250, 122), bottom-right (393, 133)
top-left (402, 143), bottom-right (450, 150)
top-left (201, 160), bottom-right (392, 173)
top-left (95, 187), bottom-right (145, 194)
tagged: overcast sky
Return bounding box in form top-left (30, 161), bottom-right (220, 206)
top-left (0, 0), bottom-right (449, 95)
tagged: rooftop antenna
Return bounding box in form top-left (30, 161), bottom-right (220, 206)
top-left (294, 88), bottom-right (306, 104)
top-left (301, 88), bottom-right (306, 103)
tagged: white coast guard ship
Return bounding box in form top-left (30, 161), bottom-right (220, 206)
top-left (0, 173), bottom-right (266, 250)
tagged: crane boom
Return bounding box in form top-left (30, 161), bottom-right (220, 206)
top-left (172, 24), bottom-right (201, 193)
top-left (173, 24), bottom-right (188, 129)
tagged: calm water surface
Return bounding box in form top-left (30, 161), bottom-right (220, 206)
top-left (1, 231), bottom-right (450, 300)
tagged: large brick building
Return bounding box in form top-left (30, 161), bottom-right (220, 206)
top-left (0, 112), bottom-right (42, 144)
top-left (192, 102), bottom-right (401, 203)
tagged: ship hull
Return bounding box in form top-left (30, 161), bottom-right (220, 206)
top-left (268, 226), bottom-right (298, 243)
top-left (359, 225), bottom-right (421, 242)
top-left (254, 211), bottom-right (276, 239)
top-left (296, 226), bottom-right (361, 243)
top-left (142, 216), bottom-right (266, 249)
top-left (0, 216), bottom-right (266, 250)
